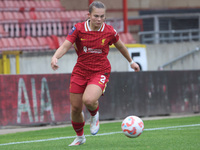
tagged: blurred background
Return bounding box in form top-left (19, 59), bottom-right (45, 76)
top-left (0, 0), bottom-right (200, 127)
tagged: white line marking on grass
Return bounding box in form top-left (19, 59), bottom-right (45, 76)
top-left (144, 124), bottom-right (200, 131)
top-left (0, 124), bottom-right (200, 146)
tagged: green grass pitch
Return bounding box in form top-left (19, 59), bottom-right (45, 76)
top-left (0, 115), bottom-right (200, 150)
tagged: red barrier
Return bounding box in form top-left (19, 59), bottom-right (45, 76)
top-left (0, 74), bottom-right (71, 126)
top-left (1, 71), bottom-right (200, 127)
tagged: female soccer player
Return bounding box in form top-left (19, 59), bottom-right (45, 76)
top-left (51, 1), bottom-right (140, 146)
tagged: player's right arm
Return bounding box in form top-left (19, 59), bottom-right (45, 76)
top-left (51, 40), bottom-right (72, 70)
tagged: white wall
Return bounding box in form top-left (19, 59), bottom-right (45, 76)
top-left (9, 41), bottom-right (200, 74)
top-left (146, 41), bottom-right (200, 70)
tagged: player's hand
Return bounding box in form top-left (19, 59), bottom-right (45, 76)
top-left (131, 62), bottom-right (140, 72)
top-left (51, 56), bottom-right (59, 70)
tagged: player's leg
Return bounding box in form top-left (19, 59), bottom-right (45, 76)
top-left (70, 93), bottom-right (84, 123)
top-left (82, 84), bottom-right (102, 111)
top-left (83, 74), bottom-right (109, 135)
top-left (69, 74), bottom-right (87, 146)
top-left (83, 74), bottom-right (108, 112)
top-left (82, 84), bottom-right (102, 135)
top-left (69, 93), bottom-right (86, 146)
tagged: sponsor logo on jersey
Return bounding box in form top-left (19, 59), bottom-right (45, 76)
top-left (88, 48), bottom-right (102, 53)
top-left (83, 46), bottom-right (102, 53)
top-left (69, 26), bottom-right (76, 35)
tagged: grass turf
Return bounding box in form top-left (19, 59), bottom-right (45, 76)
top-left (0, 115), bottom-right (200, 150)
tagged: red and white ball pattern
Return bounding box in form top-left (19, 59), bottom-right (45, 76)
top-left (121, 116), bottom-right (144, 138)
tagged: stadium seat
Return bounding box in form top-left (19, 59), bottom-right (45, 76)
top-left (3, 1), bottom-right (15, 11)
top-left (14, 37), bottom-right (29, 51)
top-left (23, 12), bottom-right (31, 20)
top-left (1, 37), bottom-right (24, 51)
top-left (1, 38), bottom-right (11, 50)
top-left (44, 12), bottom-right (53, 20)
top-left (25, 36), bottom-right (36, 51)
top-left (29, 36), bottom-right (42, 50)
top-left (48, 11), bottom-right (60, 20)
top-left (46, 36), bottom-right (57, 50)
top-left (12, 12), bottom-right (25, 21)
top-left (3, 12), bottom-right (15, 21)
top-left (0, 38), bottom-right (6, 51)
top-left (36, 37), bottom-right (50, 50)
top-left (18, 1), bottom-right (26, 12)
top-left (13, 37), bottom-right (25, 50)
top-left (0, 12), bottom-right (4, 21)
top-left (51, 35), bottom-right (59, 49)
top-left (0, 1), bottom-right (5, 10)
top-left (59, 11), bottom-right (68, 20)
top-left (29, 11), bottom-right (37, 20)
top-left (38, 0), bottom-right (65, 11)
top-left (50, 0), bottom-right (64, 9)
top-left (1, 0), bottom-right (65, 12)
top-left (57, 36), bottom-right (66, 46)
top-left (34, 12), bottom-right (42, 20)
top-left (119, 32), bottom-right (136, 44)
top-left (24, 0), bottom-right (36, 11)
top-left (3, 0), bottom-right (24, 12)
top-left (7, 38), bottom-right (19, 50)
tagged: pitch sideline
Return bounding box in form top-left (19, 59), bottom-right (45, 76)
top-left (0, 123), bottom-right (200, 146)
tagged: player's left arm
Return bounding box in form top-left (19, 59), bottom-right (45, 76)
top-left (114, 39), bottom-right (140, 72)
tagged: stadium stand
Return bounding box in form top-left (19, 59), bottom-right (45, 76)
top-left (0, 0), bottom-right (136, 53)
top-left (0, 36), bottom-right (51, 51)
top-left (0, 0), bottom-right (65, 12)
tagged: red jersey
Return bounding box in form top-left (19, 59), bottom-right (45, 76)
top-left (66, 20), bottom-right (119, 77)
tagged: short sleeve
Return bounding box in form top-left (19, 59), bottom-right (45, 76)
top-left (109, 28), bottom-right (119, 45)
top-left (66, 24), bottom-right (78, 44)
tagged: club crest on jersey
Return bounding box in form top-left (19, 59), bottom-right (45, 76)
top-left (69, 26), bottom-right (76, 35)
top-left (101, 39), bottom-right (106, 45)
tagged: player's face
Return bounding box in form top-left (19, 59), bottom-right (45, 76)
top-left (89, 7), bottom-right (105, 30)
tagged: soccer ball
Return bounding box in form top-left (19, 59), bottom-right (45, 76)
top-left (121, 116), bottom-right (144, 138)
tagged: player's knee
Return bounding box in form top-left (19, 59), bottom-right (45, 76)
top-left (71, 105), bottom-right (82, 114)
top-left (83, 97), bottom-right (96, 108)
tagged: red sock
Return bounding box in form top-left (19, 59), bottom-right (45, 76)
top-left (88, 105), bottom-right (99, 116)
top-left (71, 121), bottom-right (85, 136)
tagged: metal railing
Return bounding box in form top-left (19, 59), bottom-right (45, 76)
top-left (139, 29), bottom-right (200, 44)
top-left (128, 12), bottom-right (200, 44)
top-left (159, 46), bottom-right (200, 69)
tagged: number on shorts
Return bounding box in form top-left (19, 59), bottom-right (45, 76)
top-left (100, 75), bottom-right (106, 84)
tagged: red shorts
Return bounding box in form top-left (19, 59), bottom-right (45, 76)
top-left (70, 74), bottom-right (109, 94)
